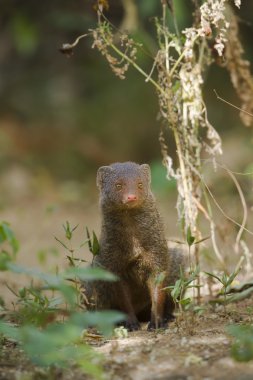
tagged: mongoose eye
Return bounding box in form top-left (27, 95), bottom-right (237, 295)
top-left (138, 183), bottom-right (143, 189)
top-left (116, 183), bottom-right (122, 190)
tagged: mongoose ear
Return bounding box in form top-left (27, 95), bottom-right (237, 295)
top-left (141, 164), bottom-right (151, 183)
top-left (96, 166), bottom-right (113, 188)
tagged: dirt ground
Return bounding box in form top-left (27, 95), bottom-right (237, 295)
top-left (96, 303), bottom-right (253, 380)
top-left (1, 298), bottom-right (253, 380)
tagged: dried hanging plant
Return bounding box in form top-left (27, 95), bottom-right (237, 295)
top-left (60, 0), bottom-right (253, 269)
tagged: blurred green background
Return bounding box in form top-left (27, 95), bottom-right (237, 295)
top-left (0, 1), bottom-right (253, 280)
top-left (1, 0), bottom-right (252, 180)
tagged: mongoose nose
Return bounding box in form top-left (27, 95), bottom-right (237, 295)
top-left (127, 194), bottom-right (137, 202)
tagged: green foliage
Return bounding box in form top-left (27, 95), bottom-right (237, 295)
top-left (227, 325), bottom-right (253, 362)
top-left (185, 228), bottom-right (209, 249)
top-left (63, 221), bottom-right (79, 241)
top-left (0, 310), bottom-right (124, 378)
top-left (0, 311), bottom-right (120, 379)
top-left (55, 224), bottom-right (100, 263)
top-left (0, 221), bottom-right (19, 270)
top-left (0, 222), bottom-right (18, 251)
top-left (165, 266), bottom-right (200, 312)
top-left (186, 227), bottom-right (195, 247)
top-left (86, 227), bottom-right (100, 257)
top-left (66, 266), bottom-right (117, 282)
top-left (205, 264), bottom-right (242, 309)
top-left (0, 221), bottom-right (125, 379)
top-left (205, 270), bottom-right (239, 291)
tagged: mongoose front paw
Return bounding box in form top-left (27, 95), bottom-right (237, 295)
top-left (124, 320), bottom-right (141, 331)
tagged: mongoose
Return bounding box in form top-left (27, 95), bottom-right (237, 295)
top-left (83, 162), bottom-right (184, 330)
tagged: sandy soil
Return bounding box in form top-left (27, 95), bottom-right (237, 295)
top-left (1, 299), bottom-right (253, 380)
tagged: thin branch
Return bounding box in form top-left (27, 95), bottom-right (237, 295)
top-left (201, 176), bottom-right (253, 236)
top-left (145, 52), bottom-right (160, 83)
top-left (202, 158), bottom-right (253, 176)
top-left (171, 0), bottom-right (180, 38)
top-left (98, 9), bottom-right (154, 60)
top-left (162, 3), bottom-right (170, 72)
top-left (221, 167), bottom-right (248, 253)
top-left (193, 196), bottom-right (211, 222)
top-left (203, 160), bottom-right (248, 254)
top-left (202, 186), bottom-right (225, 266)
top-left (214, 89), bottom-right (253, 118)
top-left (59, 33), bottom-right (90, 55)
top-left (101, 32), bottom-right (166, 95)
top-left (187, 157), bottom-right (253, 236)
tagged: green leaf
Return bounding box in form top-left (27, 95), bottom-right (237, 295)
top-left (0, 310), bottom-right (123, 378)
top-left (66, 255), bottom-right (75, 267)
top-left (86, 227), bottom-right (92, 253)
top-left (92, 231), bottom-right (100, 256)
top-left (222, 273), bottom-right (228, 285)
top-left (186, 227), bottom-right (195, 246)
top-left (63, 221), bottom-right (72, 240)
top-left (187, 265), bottom-right (199, 283)
top-left (225, 287), bottom-right (253, 304)
top-left (227, 324), bottom-right (253, 362)
top-left (226, 267), bottom-right (241, 287)
top-left (193, 306), bottom-right (205, 314)
top-left (0, 222), bottom-right (19, 255)
top-left (7, 263), bottom-right (62, 286)
top-left (0, 251), bottom-right (12, 271)
top-left (171, 279), bottom-right (182, 300)
top-left (80, 239), bottom-right (90, 248)
top-left (194, 236), bottom-right (210, 245)
top-left (72, 311), bottom-right (126, 336)
top-left (0, 322), bottom-right (20, 341)
top-left (54, 284), bottom-right (77, 307)
top-left (19, 287), bottom-right (27, 298)
top-left (204, 271), bottom-right (223, 284)
top-left (54, 236), bottom-right (69, 251)
top-left (85, 228), bottom-right (100, 256)
top-left (179, 297), bottom-right (192, 306)
top-left (65, 267), bottom-right (118, 282)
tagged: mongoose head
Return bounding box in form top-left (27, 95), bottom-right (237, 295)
top-left (97, 162), bottom-right (153, 210)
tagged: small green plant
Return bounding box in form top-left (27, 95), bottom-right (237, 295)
top-left (55, 223), bottom-right (99, 266)
top-left (165, 266), bottom-right (204, 335)
top-left (0, 221), bottom-right (125, 379)
top-left (227, 324), bottom-right (253, 362)
top-left (174, 227), bottom-right (209, 304)
top-left (0, 221), bottom-right (19, 270)
top-left (54, 222), bottom-right (101, 308)
top-left (205, 261), bottom-right (242, 312)
top-left (166, 266), bottom-right (200, 313)
top-left (0, 311), bottom-right (124, 379)
top-left (86, 226), bottom-right (100, 258)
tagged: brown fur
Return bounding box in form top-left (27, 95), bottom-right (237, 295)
top-left (83, 162), bottom-right (184, 330)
